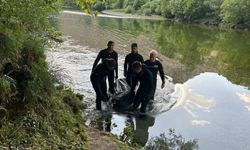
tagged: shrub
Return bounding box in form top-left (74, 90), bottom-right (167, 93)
top-left (93, 1), bottom-right (106, 11)
top-left (143, 8), bottom-right (152, 16)
top-left (221, 0), bottom-right (250, 25)
top-left (145, 129), bottom-right (199, 150)
top-left (133, 0), bottom-right (146, 10)
top-left (125, 5), bottom-right (135, 14)
top-left (0, 76), bottom-right (12, 104)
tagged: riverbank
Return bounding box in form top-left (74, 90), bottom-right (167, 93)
top-left (0, 86), bottom-right (134, 149)
top-left (102, 9), bottom-right (166, 20)
top-left (102, 9), bottom-right (249, 31)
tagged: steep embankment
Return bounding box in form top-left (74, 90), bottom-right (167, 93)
top-left (0, 1), bottom-right (134, 149)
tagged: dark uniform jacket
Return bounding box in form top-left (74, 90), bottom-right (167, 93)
top-left (91, 63), bottom-right (111, 79)
top-left (92, 49), bottom-right (118, 77)
top-left (144, 60), bottom-right (165, 83)
top-left (131, 66), bottom-right (154, 94)
top-left (124, 52), bottom-right (144, 75)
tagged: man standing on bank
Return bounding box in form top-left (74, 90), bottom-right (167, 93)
top-left (144, 50), bottom-right (165, 100)
top-left (124, 43), bottom-right (144, 86)
top-left (92, 41), bottom-right (118, 94)
top-left (91, 59), bottom-right (116, 110)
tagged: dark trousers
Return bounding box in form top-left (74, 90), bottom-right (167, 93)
top-left (133, 88), bottom-right (153, 113)
top-left (91, 75), bottom-right (108, 110)
top-left (107, 71), bottom-right (115, 94)
top-left (151, 78), bottom-right (157, 100)
top-left (126, 71), bottom-right (135, 87)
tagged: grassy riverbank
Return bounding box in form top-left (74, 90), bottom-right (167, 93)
top-left (0, 1), bottom-right (135, 149)
top-left (0, 87), bottom-right (134, 149)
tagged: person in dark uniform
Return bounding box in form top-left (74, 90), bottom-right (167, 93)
top-left (91, 59), bottom-right (116, 110)
top-left (130, 61), bottom-right (154, 113)
top-left (124, 43), bottom-right (144, 86)
top-left (144, 50), bottom-right (165, 100)
top-left (92, 41), bottom-right (118, 94)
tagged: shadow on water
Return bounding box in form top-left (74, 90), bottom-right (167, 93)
top-left (46, 11), bottom-right (250, 150)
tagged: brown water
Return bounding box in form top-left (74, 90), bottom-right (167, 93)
top-left (46, 11), bottom-right (250, 150)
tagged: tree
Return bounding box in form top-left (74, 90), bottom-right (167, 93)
top-left (133, 0), bottom-right (146, 10)
top-left (221, 0), bottom-right (250, 25)
top-left (113, 0), bottom-right (124, 9)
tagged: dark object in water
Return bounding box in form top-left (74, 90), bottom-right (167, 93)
top-left (112, 78), bottom-right (134, 110)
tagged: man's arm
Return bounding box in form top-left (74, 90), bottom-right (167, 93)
top-left (115, 52), bottom-right (118, 78)
top-left (158, 61), bottom-right (165, 83)
top-left (124, 56), bottom-right (128, 77)
top-left (131, 76), bottom-right (138, 92)
top-left (92, 51), bottom-right (102, 71)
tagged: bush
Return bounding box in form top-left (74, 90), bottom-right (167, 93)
top-left (113, 0), bottom-right (124, 9)
top-left (161, 0), bottom-right (212, 21)
top-left (0, 77), bottom-right (12, 104)
top-left (124, 0), bottom-right (134, 9)
top-left (0, 106), bottom-right (8, 120)
top-left (183, 0), bottom-right (211, 21)
top-left (145, 129), bottom-right (199, 150)
top-left (221, 0), bottom-right (250, 25)
top-left (143, 8), bottom-right (152, 16)
top-left (93, 1), bottom-right (106, 11)
top-left (62, 90), bottom-right (85, 114)
top-left (155, 7), bottom-right (162, 15)
top-left (63, 0), bottom-right (78, 9)
top-left (125, 5), bottom-right (135, 14)
top-left (133, 0), bottom-right (146, 10)
top-left (161, 1), bottom-right (173, 18)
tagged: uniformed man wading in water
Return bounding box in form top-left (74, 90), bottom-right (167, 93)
top-left (144, 50), bottom-right (165, 100)
top-left (130, 61), bottom-right (154, 113)
top-left (90, 59), bottom-right (116, 110)
top-left (124, 43), bottom-right (144, 86)
top-left (92, 41), bottom-right (118, 94)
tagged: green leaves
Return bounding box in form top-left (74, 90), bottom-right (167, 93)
top-left (76, 0), bottom-right (105, 15)
top-left (221, 0), bottom-right (250, 25)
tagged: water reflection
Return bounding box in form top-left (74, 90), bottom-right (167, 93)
top-left (191, 120), bottom-right (210, 126)
top-left (59, 11), bottom-right (250, 88)
top-left (119, 115), bottom-right (155, 147)
top-left (134, 115), bottom-right (155, 146)
top-left (237, 92), bottom-right (250, 112)
top-left (171, 83), bottom-right (215, 119)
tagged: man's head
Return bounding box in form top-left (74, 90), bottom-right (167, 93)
top-left (104, 58), bottom-right (116, 71)
top-left (107, 41), bottom-right (115, 51)
top-left (131, 43), bottom-right (138, 53)
top-left (132, 61), bottom-right (142, 74)
top-left (150, 50), bottom-right (158, 62)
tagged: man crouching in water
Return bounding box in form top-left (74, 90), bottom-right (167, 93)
top-left (130, 61), bottom-right (154, 113)
top-left (91, 59), bottom-right (116, 110)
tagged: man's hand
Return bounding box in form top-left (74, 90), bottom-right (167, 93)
top-left (161, 82), bottom-right (165, 89)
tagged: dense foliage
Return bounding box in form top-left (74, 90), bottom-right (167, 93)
top-left (145, 129), bottom-right (199, 150)
top-left (0, 0), bottom-right (88, 148)
top-left (64, 0), bottom-right (250, 28)
top-left (0, 0), bottom-right (61, 113)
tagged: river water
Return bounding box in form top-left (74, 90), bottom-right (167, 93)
top-left (46, 11), bottom-right (250, 150)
